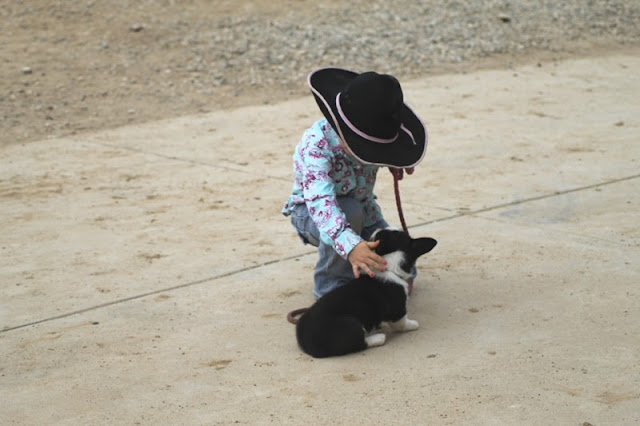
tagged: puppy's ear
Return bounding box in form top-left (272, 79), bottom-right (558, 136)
top-left (411, 237), bottom-right (437, 257)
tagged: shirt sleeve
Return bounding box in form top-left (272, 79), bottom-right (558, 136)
top-left (299, 141), bottom-right (363, 259)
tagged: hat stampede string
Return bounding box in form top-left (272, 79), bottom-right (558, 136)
top-left (287, 167), bottom-right (411, 325)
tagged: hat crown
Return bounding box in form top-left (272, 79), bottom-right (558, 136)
top-left (307, 67), bottom-right (427, 168)
top-left (339, 72), bottom-right (404, 140)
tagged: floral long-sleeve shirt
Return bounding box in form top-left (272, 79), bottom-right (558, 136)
top-left (282, 119), bottom-right (384, 259)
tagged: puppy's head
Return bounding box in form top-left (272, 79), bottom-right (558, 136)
top-left (371, 228), bottom-right (437, 275)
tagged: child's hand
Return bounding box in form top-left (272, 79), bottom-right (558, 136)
top-left (348, 241), bottom-right (387, 279)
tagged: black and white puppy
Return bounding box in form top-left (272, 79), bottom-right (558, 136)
top-left (296, 228), bottom-right (437, 358)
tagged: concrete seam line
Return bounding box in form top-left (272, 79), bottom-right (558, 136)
top-left (410, 173), bottom-right (640, 229)
top-left (3, 173), bottom-right (638, 333)
top-left (0, 251), bottom-right (314, 334)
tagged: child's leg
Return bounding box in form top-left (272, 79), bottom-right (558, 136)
top-left (289, 204), bottom-right (320, 247)
top-left (289, 198), bottom-right (366, 299)
top-left (313, 240), bottom-right (354, 298)
top-left (313, 197), bottom-right (365, 298)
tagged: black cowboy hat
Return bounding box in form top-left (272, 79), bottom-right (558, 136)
top-left (308, 68), bottom-right (427, 168)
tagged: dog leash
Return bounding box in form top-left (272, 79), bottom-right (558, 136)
top-left (390, 167), bottom-right (410, 235)
top-left (286, 167), bottom-right (411, 325)
top-left (391, 167), bottom-right (414, 295)
top-left (287, 308), bottom-right (307, 325)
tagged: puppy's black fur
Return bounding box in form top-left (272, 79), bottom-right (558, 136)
top-left (296, 229), bottom-right (437, 358)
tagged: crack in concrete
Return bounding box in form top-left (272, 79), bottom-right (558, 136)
top-left (3, 172), bottom-right (638, 334)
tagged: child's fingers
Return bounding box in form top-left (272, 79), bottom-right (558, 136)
top-left (366, 240), bottom-right (380, 252)
top-left (365, 241), bottom-right (387, 265)
top-left (369, 252), bottom-right (387, 270)
top-left (352, 264), bottom-right (361, 279)
top-left (352, 261), bottom-right (377, 278)
top-left (361, 263), bottom-right (375, 278)
top-left (349, 241), bottom-right (386, 278)
top-left (365, 257), bottom-right (385, 275)
top-left (367, 253), bottom-right (386, 272)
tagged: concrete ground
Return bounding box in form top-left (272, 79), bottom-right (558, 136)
top-left (1, 51), bottom-right (639, 425)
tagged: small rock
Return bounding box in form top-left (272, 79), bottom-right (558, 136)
top-left (130, 23), bottom-right (144, 32)
top-left (614, 121), bottom-right (624, 127)
top-left (498, 14), bottom-right (511, 23)
top-left (22, 66), bottom-right (33, 75)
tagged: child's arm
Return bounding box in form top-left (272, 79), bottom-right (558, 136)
top-left (296, 128), bottom-right (386, 276)
top-left (300, 148), bottom-right (362, 259)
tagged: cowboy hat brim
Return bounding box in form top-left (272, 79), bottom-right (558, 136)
top-left (308, 68), bottom-right (428, 168)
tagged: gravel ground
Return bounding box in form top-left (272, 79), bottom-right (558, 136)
top-left (1, 0), bottom-right (639, 146)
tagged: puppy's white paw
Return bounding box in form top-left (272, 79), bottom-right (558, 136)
top-left (365, 333), bottom-right (386, 348)
top-left (390, 315), bottom-right (419, 332)
top-left (404, 318), bottom-right (419, 331)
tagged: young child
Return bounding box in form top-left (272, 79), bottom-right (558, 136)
top-left (282, 68), bottom-right (428, 299)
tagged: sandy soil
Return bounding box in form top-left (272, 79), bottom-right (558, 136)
top-left (1, 50), bottom-right (638, 424)
top-left (2, 0), bottom-right (637, 147)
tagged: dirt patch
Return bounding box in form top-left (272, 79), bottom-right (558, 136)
top-left (2, 1), bottom-right (639, 147)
